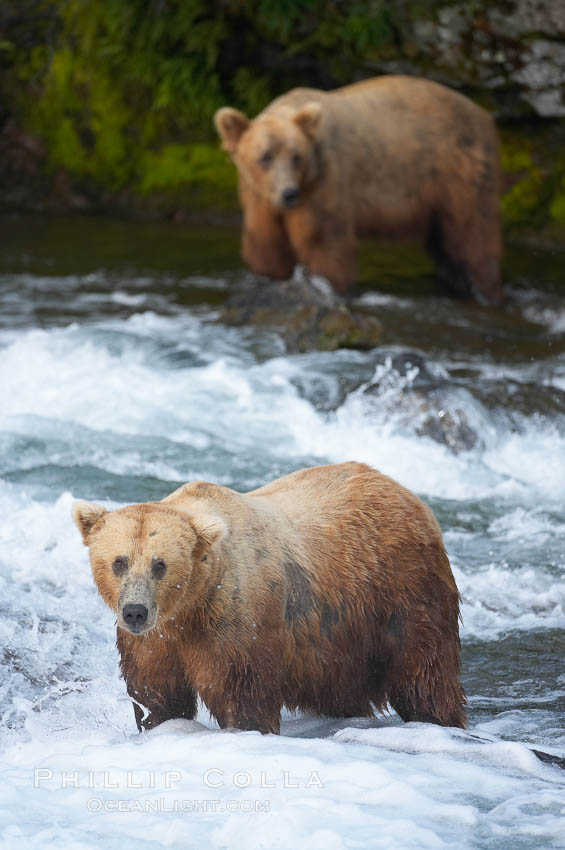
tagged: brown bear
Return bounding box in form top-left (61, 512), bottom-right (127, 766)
top-left (215, 76), bottom-right (502, 305)
top-left (73, 462), bottom-right (466, 733)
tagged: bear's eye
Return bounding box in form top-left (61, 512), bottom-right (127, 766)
top-left (152, 558), bottom-right (167, 579)
top-left (112, 556), bottom-right (128, 576)
top-left (259, 150), bottom-right (273, 169)
top-left (291, 152), bottom-right (302, 169)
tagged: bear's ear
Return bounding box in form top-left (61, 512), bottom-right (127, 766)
top-left (293, 102), bottom-right (322, 140)
top-left (72, 501), bottom-right (107, 544)
top-left (214, 107), bottom-right (250, 153)
top-left (191, 512), bottom-right (228, 550)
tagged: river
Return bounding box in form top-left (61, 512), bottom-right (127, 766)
top-left (0, 215), bottom-right (564, 849)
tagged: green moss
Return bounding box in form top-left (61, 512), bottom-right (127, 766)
top-left (51, 117), bottom-right (87, 173)
top-left (232, 68), bottom-right (273, 118)
top-left (87, 72), bottom-right (132, 183)
top-left (550, 182), bottom-right (565, 223)
top-left (500, 142), bottom-right (534, 175)
top-left (501, 169), bottom-right (545, 224)
top-left (500, 135), bottom-right (546, 226)
top-left (19, 27), bottom-right (239, 205)
top-left (138, 143), bottom-right (236, 195)
top-left (24, 44), bottom-right (138, 187)
top-left (27, 49), bottom-right (85, 172)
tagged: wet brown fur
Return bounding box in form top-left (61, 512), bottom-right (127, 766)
top-left (73, 462), bottom-right (467, 733)
top-left (215, 76), bottom-right (502, 305)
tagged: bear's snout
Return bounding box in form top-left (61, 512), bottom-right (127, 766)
top-left (117, 573), bottom-right (158, 634)
top-left (122, 603), bottom-right (148, 633)
top-left (281, 187), bottom-right (300, 209)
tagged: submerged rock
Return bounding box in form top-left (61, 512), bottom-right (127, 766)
top-left (221, 268), bottom-right (382, 353)
top-left (362, 351), bottom-right (483, 453)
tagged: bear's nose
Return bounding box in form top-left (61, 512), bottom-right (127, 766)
top-left (282, 187), bottom-right (300, 209)
top-left (122, 603), bottom-right (148, 632)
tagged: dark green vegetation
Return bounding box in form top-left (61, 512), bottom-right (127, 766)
top-left (1, 0), bottom-right (565, 237)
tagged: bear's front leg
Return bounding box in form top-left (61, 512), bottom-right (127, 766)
top-left (117, 629), bottom-right (198, 731)
top-left (304, 239), bottom-right (357, 295)
top-left (127, 679), bottom-right (198, 732)
top-left (212, 699), bottom-right (282, 735)
top-left (240, 185), bottom-right (296, 279)
top-left (286, 207), bottom-right (357, 295)
top-left (243, 225), bottom-right (296, 280)
top-left (198, 661), bottom-right (283, 734)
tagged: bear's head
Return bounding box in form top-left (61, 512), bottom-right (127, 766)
top-left (214, 102), bottom-right (322, 210)
top-left (72, 501), bottom-right (226, 635)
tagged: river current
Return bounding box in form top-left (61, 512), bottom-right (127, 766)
top-left (0, 216), bottom-right (564, 849)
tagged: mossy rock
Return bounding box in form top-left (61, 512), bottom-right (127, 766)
top-left (221, 270), bottom-right (382, 353)
top-left (499, 125), bottom-right (565, 234)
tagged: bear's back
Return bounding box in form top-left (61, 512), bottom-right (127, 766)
top-left (246, 461), bottom-right (442, 548)
top-left (263, 76), bottom-right (493, 134)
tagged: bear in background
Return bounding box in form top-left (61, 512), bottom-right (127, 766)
top-left (73, 462), bottom-right (466, 734)
top-left (215, 76), bottom-right (502, 305)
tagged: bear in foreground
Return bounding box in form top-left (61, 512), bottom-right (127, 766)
top-left (73, 462), bottom-right (467, 733)
top-left (215, 76), bottom-right (502, 305)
